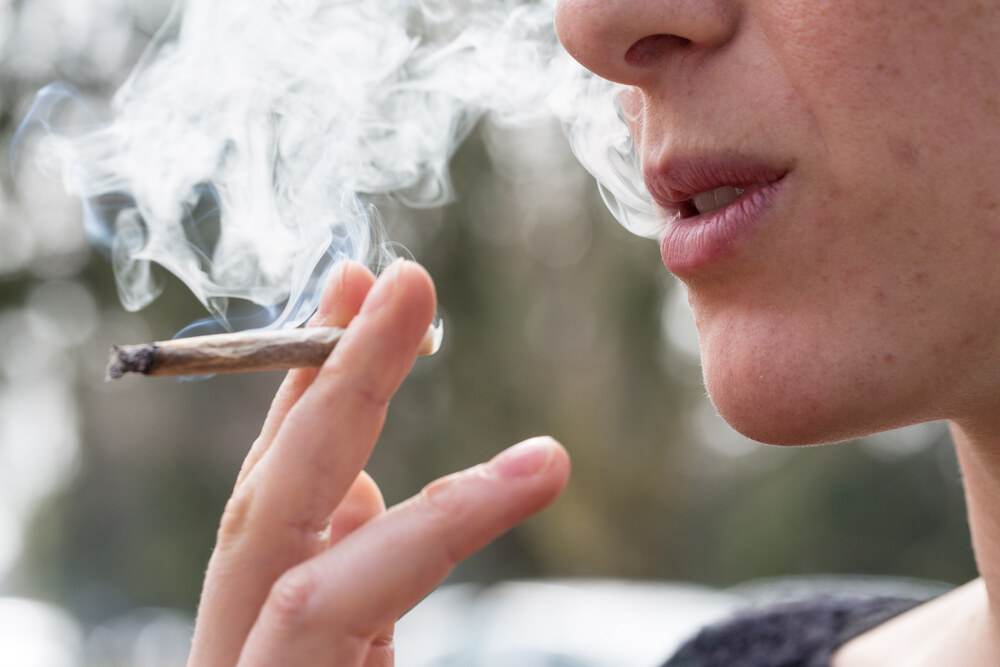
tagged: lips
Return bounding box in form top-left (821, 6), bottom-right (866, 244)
top-left (645, 156), bottom-right (790, 275)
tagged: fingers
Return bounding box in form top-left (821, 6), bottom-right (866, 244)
top-left (191, 472), bottom-right (389, 667)
top-left (189, 261), bottom-right (433, 667)
top-left (250, 260), bottom-right (436, 534)
top-left (237, 261), bottom-right (376, 487)
top-left (326, 471), bottom-right (396, 666)
top-left (327, 471), bottom-right (386, 546)
top-left (237, 438), bottom-right (570, 666)
top-left (365, 634), bottom-right (395, 667)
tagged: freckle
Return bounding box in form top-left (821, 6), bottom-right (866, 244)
top-left (888, 139), bottom-right (919, 167)
top-left (974, 191), bottom-right (999, 211)
top-left (984, 96), bottom-right (1000, 120)
top-left (913, 271), bottom-right (928, 285)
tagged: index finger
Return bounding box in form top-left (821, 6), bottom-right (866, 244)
top-left (251, 259), bottom-right (436, 534)
top-left (237, 261), bottom-right (376, 487)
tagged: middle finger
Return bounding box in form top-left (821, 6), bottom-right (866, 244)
top-left (249, 260), bottom-right (435, 538)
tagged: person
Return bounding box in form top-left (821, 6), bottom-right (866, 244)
top-left (556, 1), bottom-right (1000, 665)
top-left (186, 0), bottom-right (1000, 664)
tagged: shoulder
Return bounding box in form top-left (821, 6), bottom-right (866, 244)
top-left (661, 596), bottom-right (925, 667)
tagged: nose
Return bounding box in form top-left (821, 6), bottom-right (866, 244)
top-left (554, 0), bottom-right (739, 86)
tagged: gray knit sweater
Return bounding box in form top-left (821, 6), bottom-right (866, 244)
top-left (662, 596), bottom-right (926, 667)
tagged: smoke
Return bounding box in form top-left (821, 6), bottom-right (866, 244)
top-left (18, 0), bottom-right (652, 333)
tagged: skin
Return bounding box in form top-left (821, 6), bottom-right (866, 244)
top-left (187, 260), bottom-right (570, 665)
top-left (554, 0), bottom-right (1000, 664)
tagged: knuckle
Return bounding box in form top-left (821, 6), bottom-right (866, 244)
top-left (266, 565), bottom-right (318, 631)
top-left (416, 471), bottom-right (484, 566)
top-left (265, 568), bottom-right (374, 658)
top-left (285, 511), bottom-right (334, 543)
top-left (318, 357), bottom-right (394, 413)
top-left (234, 437), bottom-right (266, 486)
top-left (354, 383), bottom-right (392, 413)
top-left (440, 538), bottom-right (469, 570)
top-left (367, 637), bottom-right (396, 667)
top-left (217, 485), bottom-right (256, 544)
top-left (417, 472), bottom-right (469, 519)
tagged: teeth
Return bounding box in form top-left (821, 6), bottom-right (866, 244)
top-left (690, 186), bottom-right (745, 216)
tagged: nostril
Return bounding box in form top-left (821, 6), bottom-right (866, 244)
top-left (625, 34), bottom-right (691, 67)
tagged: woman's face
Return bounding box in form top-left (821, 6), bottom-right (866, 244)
top-left (556, 1), bottom-right (1000, 444)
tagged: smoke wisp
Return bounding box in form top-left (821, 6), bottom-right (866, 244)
top-left (19, 0), bottom-right (653, 333)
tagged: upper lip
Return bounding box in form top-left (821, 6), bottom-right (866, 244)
top-left (643, 155), bottom-right (790, 217)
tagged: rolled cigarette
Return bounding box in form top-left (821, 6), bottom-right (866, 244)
top-left (106, 323), bottom-right (442, 380)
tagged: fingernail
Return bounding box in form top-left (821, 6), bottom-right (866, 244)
top-left (489, 438), bottom-right (556, 478)
top-left (360, 259), bottom-right (406, 314)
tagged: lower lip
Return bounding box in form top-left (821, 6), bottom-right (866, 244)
top-left (659, 175), bottom-right (788, 275)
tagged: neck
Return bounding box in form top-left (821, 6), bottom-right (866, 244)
top-left (950, 419), bottom-right (1000, 629)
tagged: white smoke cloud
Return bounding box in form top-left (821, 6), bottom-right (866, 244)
top-left (20, 0), bottom-right (652, 333)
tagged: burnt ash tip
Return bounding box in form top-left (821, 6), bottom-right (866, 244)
top-left (105, 344), bottom-right (159, 381)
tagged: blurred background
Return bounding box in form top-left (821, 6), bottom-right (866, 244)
top-left (0, 0), bottom-right (975, 664)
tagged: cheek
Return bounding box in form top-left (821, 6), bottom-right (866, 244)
top-left (765, 0), bottom-right (1000, 160)
top-left (692, 4), bottom-right (1000, 444)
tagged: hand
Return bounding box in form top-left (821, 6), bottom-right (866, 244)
top-left (187, 260), bottom-right (571, 666)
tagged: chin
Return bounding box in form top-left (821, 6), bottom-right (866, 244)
top-left (707, 385), bottom-right (858, 446)
top-left (699, 337), bottom-right (890, 447)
